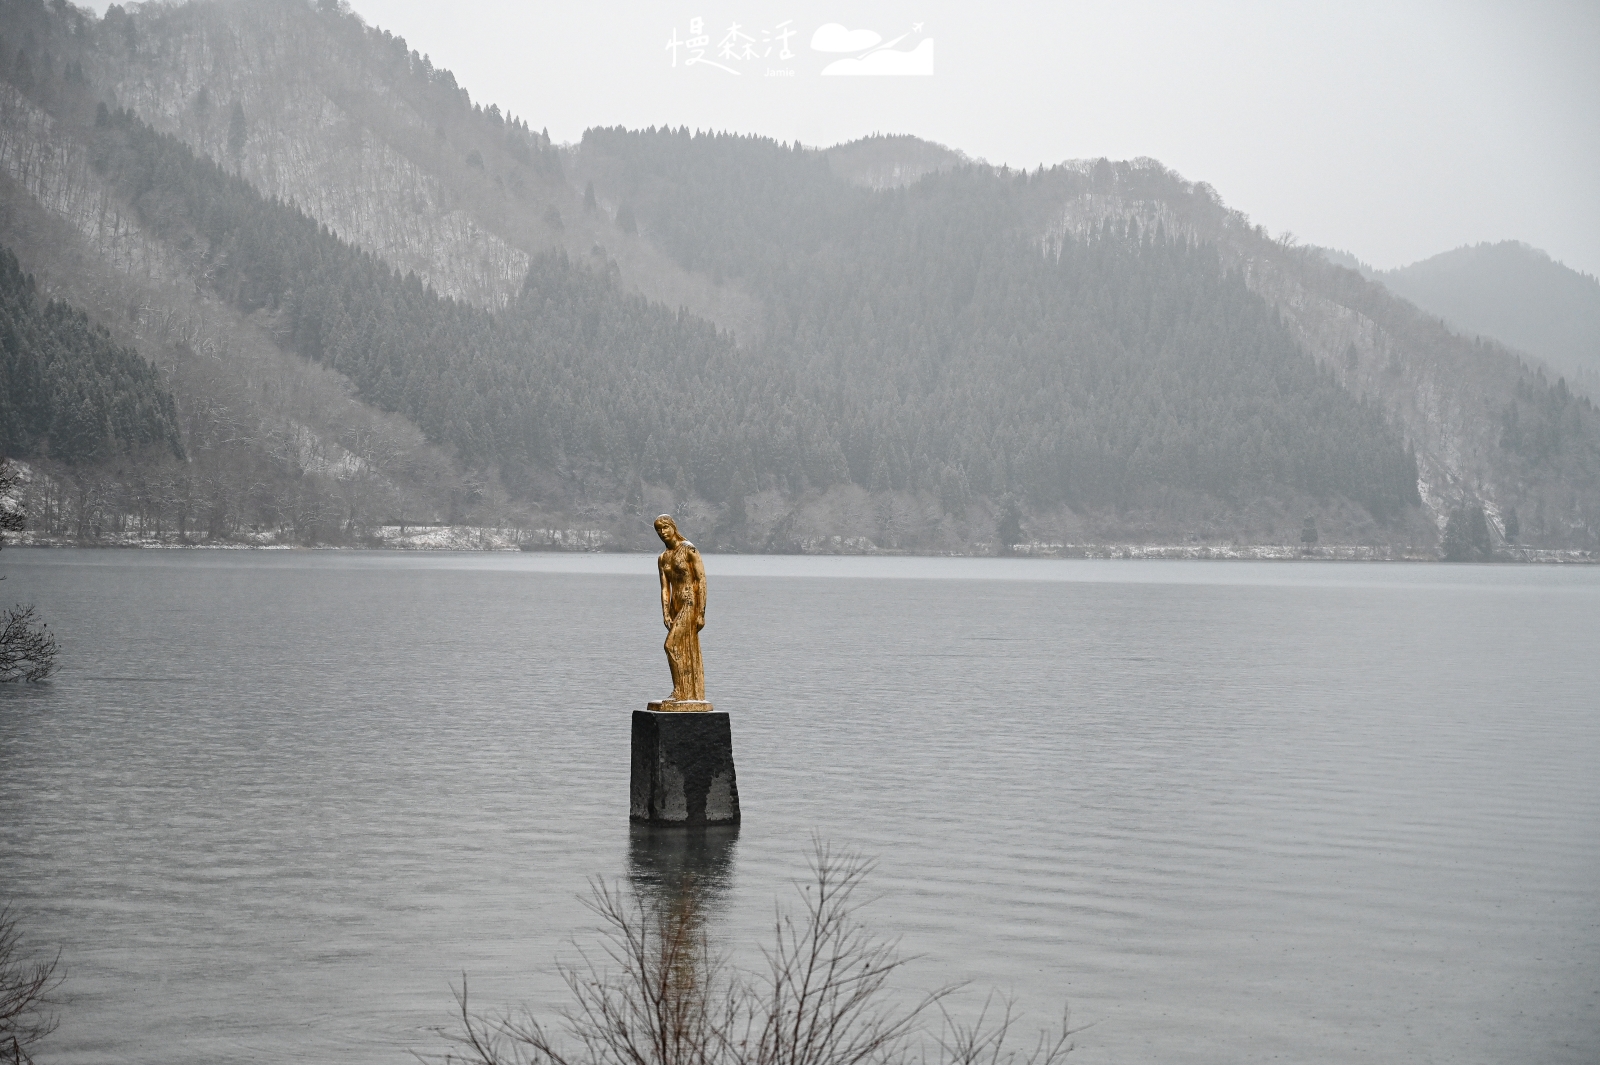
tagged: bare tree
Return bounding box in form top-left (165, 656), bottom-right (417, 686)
top-left (434, 844), bottom-right (1080, 1065)
top-left (0, 460), bottom-right (59, 682)
top-left (0, 607), bottom-right (57, 683)
top-left (0, 907), bottom-right (61, 1065)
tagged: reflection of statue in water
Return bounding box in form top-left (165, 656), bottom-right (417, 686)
top-left (655, 515), bottom-right (708, 707)
top-left (628, 824), bottom-right (740, 1002)
top-left (629, 824), bottom-right (740, 915)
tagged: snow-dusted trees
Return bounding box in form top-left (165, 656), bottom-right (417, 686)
top-left (0, 459), bottom-right (58, 682)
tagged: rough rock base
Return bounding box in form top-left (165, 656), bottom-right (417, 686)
top-left (630, 709), bottom-right (740, 825)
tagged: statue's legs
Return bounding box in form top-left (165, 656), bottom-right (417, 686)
top-left (664, 620), bottom-right (683, 698)
top-left (664, 607), bottom-right (692, 700)
top-left (683, 628), bottom-right (703, 700)
top-left (664, 600), bottom-right (705, 701)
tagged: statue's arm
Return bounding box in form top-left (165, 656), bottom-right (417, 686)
top-left (691, 551), bottom-right (707, 630)
top-left (658, 558), bottom-right (672, 628)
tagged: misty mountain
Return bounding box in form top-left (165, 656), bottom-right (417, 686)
top-left (577, 128), bottom-right (1421, 521)
top-left (1311, 247), bottom-right (1374, 277)
top-left (0, 0), bottom-right (1595, 551)
top-left (1376, 242), bottom-right (1600, 395)
top-left (576, 132), bottom-right (1598, 545)
top-left (824, 133), bottom-right (968, 189)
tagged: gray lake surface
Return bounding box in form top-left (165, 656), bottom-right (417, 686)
top-left (1, 549), bottom-right (1596, 1065)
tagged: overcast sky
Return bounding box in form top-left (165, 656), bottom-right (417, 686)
top-left (101, 1), bottom-right (1600, 276)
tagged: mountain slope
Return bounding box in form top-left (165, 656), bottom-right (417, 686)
top-left (0, 11), bottom-right (464, 544)
top-left (1377, 242), bottom-right (1600, 395)
top-left (825, 133), bottom-right (968, 189)
top-left (0, 0), bottom-right (1594, 552)
top-left (576, 134), bottom-right (1598, 546)
top-left (85, 0), bottom-right (764, 333)
top-left (1038, 158), bottom-right (1599, 545)
top-left (576, 129), bottom-right (1420, 521)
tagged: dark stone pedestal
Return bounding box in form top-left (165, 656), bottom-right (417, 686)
top-left (630, 710), bottom-right (740, 825)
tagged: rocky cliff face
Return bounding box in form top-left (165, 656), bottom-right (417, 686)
top-left (0, 83), bottom-right (182, 285)
top-left (91, 0), bottom-right (532, 307)
top-left (81, 0), bottom-right (765, 333)
top-left (1033, 158), bottom-right (1598, 543)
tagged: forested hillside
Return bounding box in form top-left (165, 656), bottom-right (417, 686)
top-left (581, 129), bottom-right (1421, 518)
top-left (0, 0), bottom-right (1594, 552)
top-left (824, 133), bottom-right (967, 189)
top-left (0, 12), bottom-right (471, 543)
top-left (0, 244), bottom-right (181, 461)
top-left (78, 0), bottom-right (761, 330)
top-left (577, 130), bottom-right (1599, 547)
top-left (1377, 243), bottom-right (1600, 397)
top-left (87, 104), bottom-right (1426, 536)
top-left (81, 106), bottom-right (836, 499)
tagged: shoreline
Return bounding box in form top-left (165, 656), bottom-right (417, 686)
top-left (5, 536), bottom-right (1593, 564)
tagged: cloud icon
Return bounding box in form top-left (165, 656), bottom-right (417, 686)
top-left (821, 38), bottom-right (934, 76)
top-left (811, 23), bottom-right (883, 53)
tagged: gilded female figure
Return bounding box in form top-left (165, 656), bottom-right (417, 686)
top-left (655, 515), bottom-right (707, 704)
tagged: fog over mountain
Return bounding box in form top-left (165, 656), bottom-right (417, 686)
top-left (1, 0), bottom-right (1596, 552)
top-left (1376, 243), bottom-right (1600, 398)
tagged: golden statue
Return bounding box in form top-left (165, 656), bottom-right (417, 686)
top-left (651, 515), bottom-right (710, 711)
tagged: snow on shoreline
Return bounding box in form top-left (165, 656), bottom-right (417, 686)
top-left (4, 529), bottom-right (1594, 563)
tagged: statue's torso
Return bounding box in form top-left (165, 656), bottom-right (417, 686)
top-left (660, 541), bottom-right (700, 615)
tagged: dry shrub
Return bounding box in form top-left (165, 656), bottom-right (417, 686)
top-left (434, 843), bottom-right (1079, 1065)
top-left (0, 606), bottom-right (57, 683)
top-left (0, 907), bottom-right (61, 1065)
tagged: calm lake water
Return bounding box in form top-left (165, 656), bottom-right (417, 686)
top-left (1, 549), bottom-right (1597, 1065)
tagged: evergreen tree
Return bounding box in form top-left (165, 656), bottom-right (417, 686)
top-left (0, 246), bottom-right (183, 462)
top-left (997, 496), bottom-right (1024, 554)
top-left (724, 471), bottom-right (747, 530)
top-left (1442, 501), bottom-right (1493, 561)
top-left (226, 100), bottom-right (247, 157)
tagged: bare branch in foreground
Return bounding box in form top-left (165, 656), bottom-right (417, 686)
top-left (0, 907), bottom-right (62, 1065)
top-left (933, 996), bottom-right (1086, 1065)
top-left (0, 605), bottom-right (57, 683)
top-left (430, 843), bottom-right (1076, 1065)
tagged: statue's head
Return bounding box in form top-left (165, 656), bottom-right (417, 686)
top-left (654, 514), bottom-right (680, 546)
